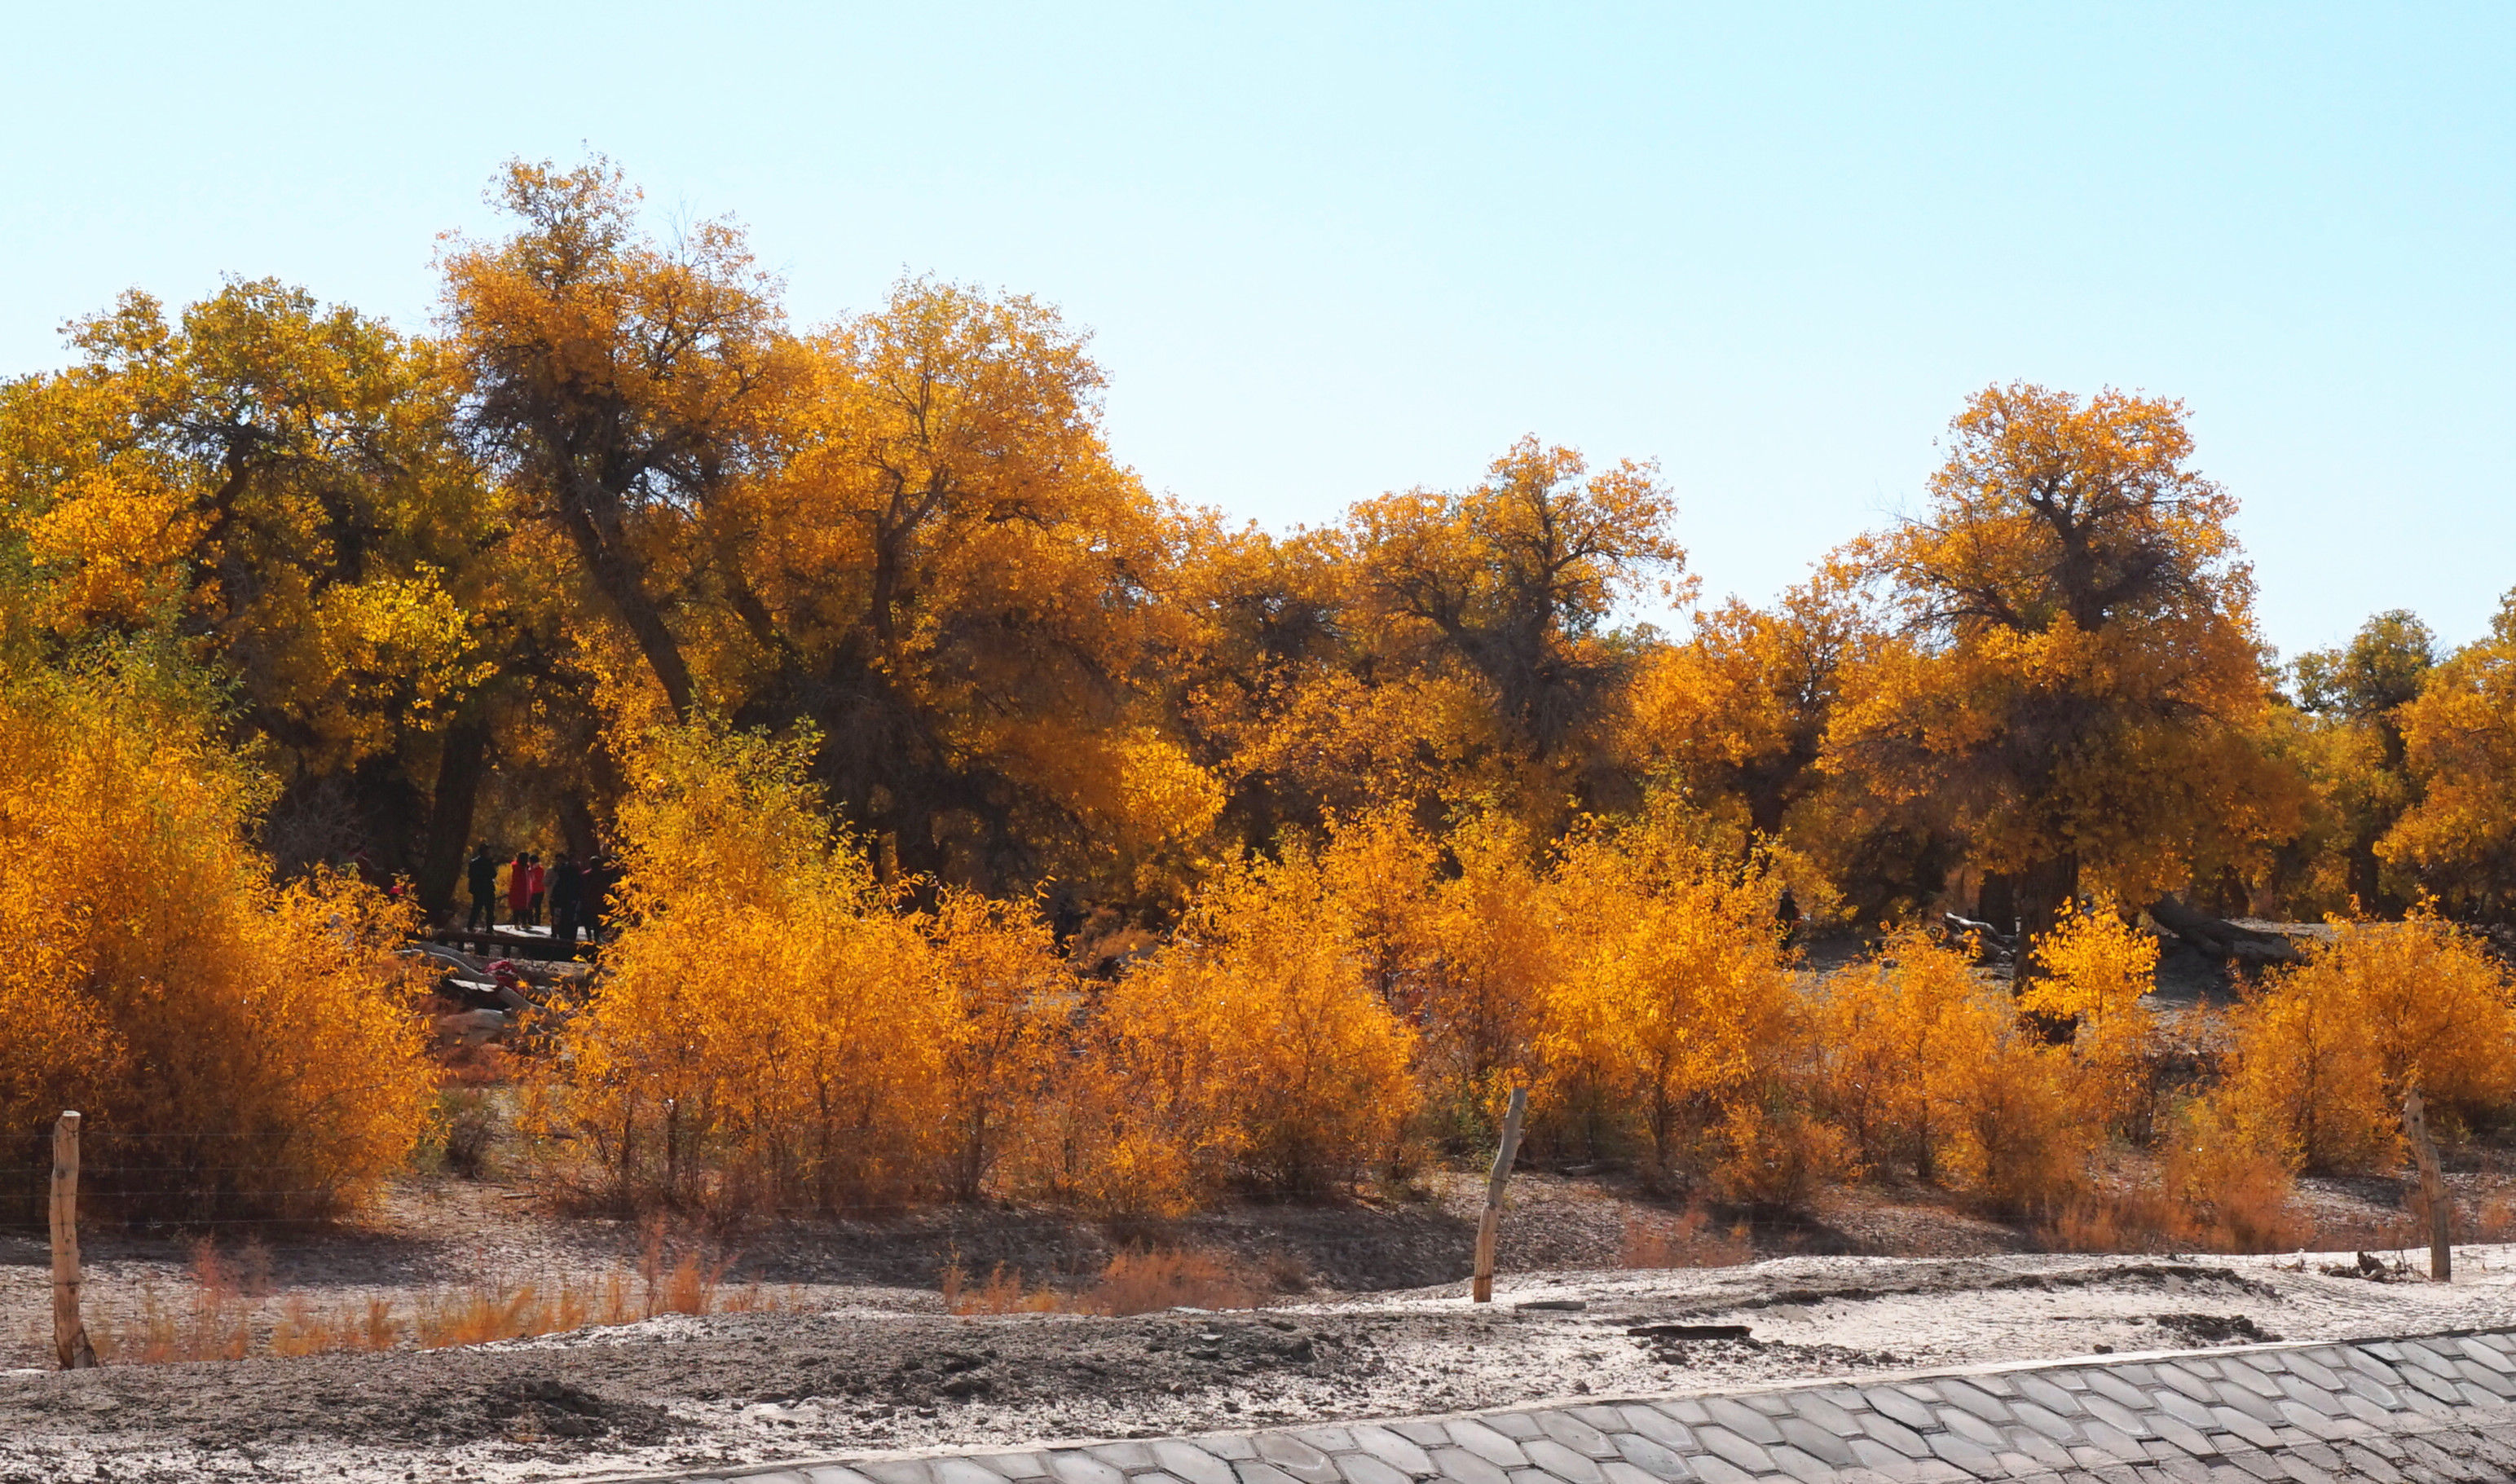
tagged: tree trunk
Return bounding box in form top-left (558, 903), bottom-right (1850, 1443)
top-left (2145, 895), bottom-right (2302, 966)
top-left (2011, 854), bottom-right (2079, 981)
top-left (555, 478), bottom-right (696, 720)
top-left (416, 709), bottom-right (492, 918)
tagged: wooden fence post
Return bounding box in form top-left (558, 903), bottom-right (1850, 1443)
top-left (2405, 1085), bottom-right (2452, 1283)
top-left (51, 1110), bottom-right (97, 1369)
top-left (1471, 1087), bottom-right (1528, 1305)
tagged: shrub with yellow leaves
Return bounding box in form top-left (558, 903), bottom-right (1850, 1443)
top-left (2210, 909), bottom-right (2516, 1174)
top-left (0, 654), bottom-right (434, 1223)
top-left (1055, 844), bottom-right (1423, 1209)
top-left (525, 721), bottom-right (958, 1214)
top-left (1536, 808), bottom-right (1835, 1200)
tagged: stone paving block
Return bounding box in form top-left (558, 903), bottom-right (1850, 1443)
top-left (1765, 1443), bottom-right (1835, 1484)
top-left (2398, 1367), bottom-right (2470, 1408)
top-left (2211, 1385), bottom-right (2285, 1428)
top-left (2210, 1408), bottom-right (2282, 1453)
top-left (1845, 1436), bottom-right (1921, 1481)
top-left (1488, 1415), bottom-right (1544, 1442)
top-left (1701, 1398), bottom-right (1787, 1447)
top-left (1522, 1438), bottom-right (1606, 1484)
top-left (1937, 1407), bottom-right (2006, 1450)
top-left (1570, 1407), bottom-right (1633, 1438)
top-left (2082, 1394), bottom-right (2157, 1440)
top-left (1678, 1452), bottom-right (1756, 1484)
top-left (1922, 1429), bottom-right (1998, 1474)
top-left (1611, 1432), bottom-right (1694, 1480)
top-left (2217, 1450), bottom-right (2284, 1482)
top-left (2156, 1388), bottom-right (2219, 1433)
top-left (2155, 1367), bottom-right (2220, 1407)
top-left (809, 1469), bottom-right (883, 1484)
top-left (1503, 1469), bottom-right (1554, 1484)
top-left (2213, 1363), bottom-right (2282, 1403)
top-left (866, 1464), bottom-right (939, 1484)
top-left (2085, 1372), bottom-right (2155, 1414)
top-left (2143, 1410), bottom-right (2219, 1460)
top-left (1857, 1411), bottom-right (1933, 1459)
top-left (1536, 1411), bottom-right (1619, 1459)
top-left (1745, 1393), bottom-right (1800, 1417)
top-left (2150, 1457), bottom-right (2212, 1484)
top-left (1395, 1424), bottom-right (1453, 1449)
top-left (1049, 1455), bottom-right (1130, 1484)
top-left (936, 1460), bottom-right (1012, 1484)
top-left (1350, 1424), bottom-right (1435, 1477)
top-left (1785, 1393), bottom-right (1865, 1442)
top-left (2073, 1419), bottom-right (2145, 1458)
top-left (1153, 1442), bottom-right (1236, 1484)
top-left (1864, 1388), bottom-right (1940, 1433)
top-left (1774, 1416), bottom-right (1858, 1469)
top-left (1428, 1447), bottom-right (1510, 1484)
top-left (1618, 1407), bottom-right (1696, 1451)
top-left (1692, 1424), bottom-right (1777, 1476)
top-left (1659, 1401), bottom-right (1714, 1429)
top-left (1200, 1438), bottom-right (1261, 1462)
top-left (1289, 1429), bottom-right (1354, 1457)
top-left (1937, 1380), bottom-right (2014, 1427)
top-left (1813, 1386), bottom-right (1874, 1416)
top-left (1090, 1443), bottom-right (1159, 1471)
top-left (1447, 1420), bottom-right (1531, 1469)
top-left (1600, 1460), bottom-right (1680, 1484)
top-left (1335, 1455), bottom-right (1409, 1484)
top-left (738, 1473), bottom-right (813, 1484)
top-left (2455, 1338), bottom-right (2516, 1375)
top-left (1232, 1464), bottom-right (1298, 1484)
top-left (1254, 1433), bottom-right (1341, 1484)
top-left (2014, 1375), bottom-right (2086, 1418)
top-left (2007, 1399), bottom-right (2082, 1446)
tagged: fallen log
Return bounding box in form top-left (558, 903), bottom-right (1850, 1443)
top-left (2144, 895), bottom-right (2302, 966)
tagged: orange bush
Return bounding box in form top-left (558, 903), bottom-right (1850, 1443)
top-left (1537, 812), bottom-right (1818, 1195)
top-left (0, 657), bottom-right (433, 1223)
top-left (2210, 909), bottom-right (2516, 1174)
top-left (1059, 845), bottom-right (1422, 1208)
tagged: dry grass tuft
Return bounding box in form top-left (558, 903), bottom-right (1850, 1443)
top-left (1619, 1209), bottom-right (1753, 1269)
top-left (941, 1244), bottom-right (1269, 1315)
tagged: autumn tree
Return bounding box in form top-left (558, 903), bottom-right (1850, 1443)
top-left (440, 156), bottom-right (790, 722)
top-left (0, 279), bottom-right (503, 896)
top-left (1349, 436), bottom-right (1685, 828)
top-left (1833, 383), bottom-right (2293, 946)
top-left (705, 277), bottom-right (1196, 898)
top-left (2381, 590), bottom-right (2516, 916)
top-left (2287, 610), bottom-right (2434, 913)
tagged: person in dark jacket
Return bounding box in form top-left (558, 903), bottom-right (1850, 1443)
top-left (549, 853), bottom-right (584, 950)
top-left (466, 844), bottom-right (498, 931)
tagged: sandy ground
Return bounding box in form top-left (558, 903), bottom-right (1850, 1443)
top-left (11, 1235), bottom-right (2516, 1484)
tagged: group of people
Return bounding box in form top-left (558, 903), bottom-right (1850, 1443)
top-left (465, 845), bottom-right (618, 948)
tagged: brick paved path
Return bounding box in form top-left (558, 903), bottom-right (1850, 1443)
top-left (646, 1330), bottom-right (2516, 1484)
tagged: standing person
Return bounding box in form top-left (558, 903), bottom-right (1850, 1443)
top-left (584, 854), bottom-right (615, 945)
top-left (549, 852), bottom-right (583, 951)
top-left (466, 843), bottom-right (497, 931)
top-left (527, 853), bottom-right (548, 931)
top-left (506, 850), bottom-right (532, 931)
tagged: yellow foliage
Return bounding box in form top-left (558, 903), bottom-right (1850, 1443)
top-left (2212, 909), bottom-right (2516, 1174)
top-left (1064, 846), bottom-right (1423, 1208)
top-left (527, 720), bottom-right (959, 1213)
top-left (1536, 813), bottom-right (1808, 1191)
top-left (2020, 900), bottom-right (2158, 1128)
top-left (1809, 928), bottom-right (2103, 1213)
top-left (0, 658), bottom-right (434, 1222)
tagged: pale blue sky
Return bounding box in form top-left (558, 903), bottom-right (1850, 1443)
top-left (5, 3), bottom-right (2508, 658)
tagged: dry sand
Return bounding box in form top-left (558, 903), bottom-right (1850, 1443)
top-left (10, 1244), bottom-right (2516, 1484)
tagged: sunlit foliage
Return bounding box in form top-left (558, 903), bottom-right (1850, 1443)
top-left (0, 655), bottom-right (434, 1222)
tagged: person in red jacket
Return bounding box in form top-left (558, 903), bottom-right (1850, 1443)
top-left (507, 851), bottom-right (532, 930)
top-left (527, 854), bottom-right (548, 931)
